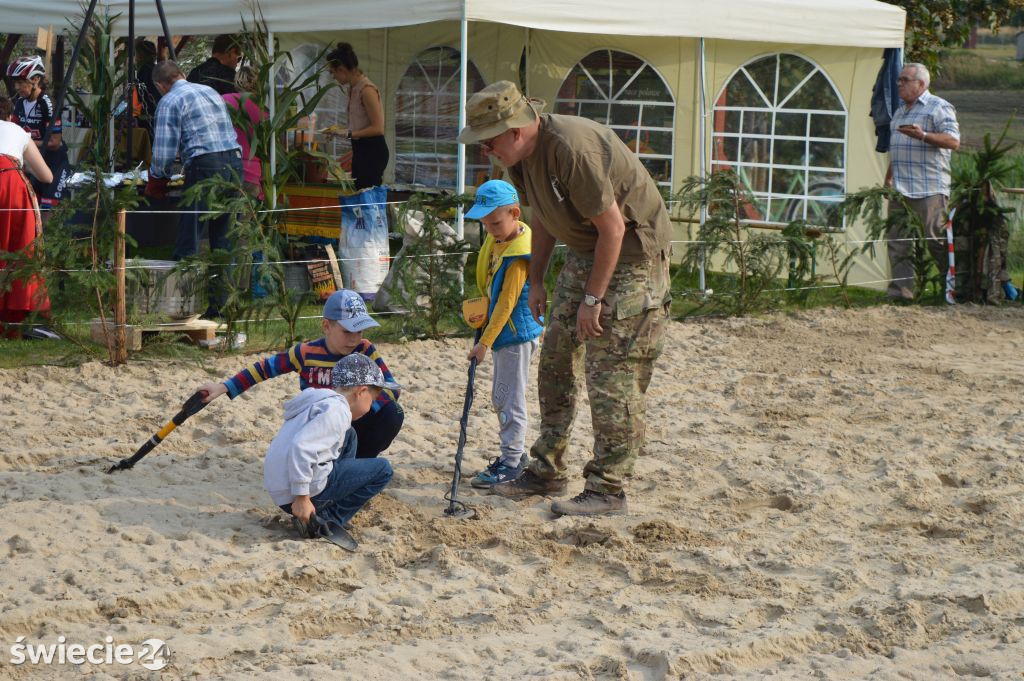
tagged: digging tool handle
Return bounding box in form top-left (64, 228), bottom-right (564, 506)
top-left (107, 391), bottom-right (208, 473)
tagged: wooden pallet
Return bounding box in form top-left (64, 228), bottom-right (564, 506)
top-left (90, 318), bottom-right (219, 351)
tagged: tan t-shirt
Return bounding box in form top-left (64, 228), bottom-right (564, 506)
top-left (506, 114), bottom-right (672, 263)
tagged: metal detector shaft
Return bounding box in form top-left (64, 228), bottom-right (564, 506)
top-left (445, 330), bottom-right (482, 517)
top-left (107, 391), bottom-right (207, 473)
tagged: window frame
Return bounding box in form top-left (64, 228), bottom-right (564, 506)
top-left (711, 53), bottom-right (848, 229)
top-left (392, 46), bottom-right (488, 189)
top-left (554, 48), bottom-right (677, 191)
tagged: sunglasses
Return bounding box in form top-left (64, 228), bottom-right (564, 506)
top-left (480, 129), bottom-right (510, 153)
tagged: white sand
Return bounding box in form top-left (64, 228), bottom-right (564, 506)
top-left (1, 305), bottom-right (1023, 679)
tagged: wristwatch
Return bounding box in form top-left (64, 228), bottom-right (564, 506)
top-left (583, 293), bottom-right (602, 307)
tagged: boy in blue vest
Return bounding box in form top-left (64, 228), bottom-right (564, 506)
top-left (466, 180), bottom-right (544, 488)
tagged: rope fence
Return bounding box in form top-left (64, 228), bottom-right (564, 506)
top-left (32, 234), bottom-right (954, 275)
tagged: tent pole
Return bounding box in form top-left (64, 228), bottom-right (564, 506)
top-left (126, 0), bottom-right (135, 170)
top-left (382, 28), bottom-right (389, 182)
top-left (41, 0), bottom-right (98, 163)
top-left (524, 28), bottom-right (530, 93)
top-left (456, 11), bottom-right (468, 240)
top-left (698, 37), bottom-right (707, 292)
top-left (153, 0), bottom-right (175, 61)
top-left (109, 36), bottom-right (115, 172)
top-left (267, 29), bottom-right (276, 209)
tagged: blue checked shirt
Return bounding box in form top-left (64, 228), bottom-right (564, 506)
top-left (889, 91), bottom-right (959, 199)
top-left (150, 79), bottom-right (241, 178)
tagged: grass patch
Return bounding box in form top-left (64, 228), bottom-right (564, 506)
top-left (668, 267), bottom-right (892, 318)
top-left (934, 48), bottom-right (1024, 90)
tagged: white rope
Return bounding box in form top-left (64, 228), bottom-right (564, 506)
top-left (15, 235), bottom-right (945, 274)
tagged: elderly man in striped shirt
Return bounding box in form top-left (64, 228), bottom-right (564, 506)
top-left (884, 62), bottom-right (960, 300)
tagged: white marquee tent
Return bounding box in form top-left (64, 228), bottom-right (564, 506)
top-left (0, 0), bottom-right (907, 287)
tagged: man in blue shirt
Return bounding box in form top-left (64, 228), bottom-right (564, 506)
top-left (146, 61), bottom-right (243, 317)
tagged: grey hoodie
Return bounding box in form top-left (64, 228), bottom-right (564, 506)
top-left (263, 388), bottom-right (352, 506)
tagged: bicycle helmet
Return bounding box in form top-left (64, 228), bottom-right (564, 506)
top-left (6, 55), bottom-right (45, 80)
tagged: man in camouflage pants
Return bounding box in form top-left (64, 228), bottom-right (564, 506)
top-left (458, 81), bottom-right (671, 516)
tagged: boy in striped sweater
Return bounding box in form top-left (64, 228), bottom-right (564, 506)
top-left (198, 289), bottom-right (403, 458)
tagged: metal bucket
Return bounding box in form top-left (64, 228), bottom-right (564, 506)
top-left (127, 259), bottom-right (200, 319)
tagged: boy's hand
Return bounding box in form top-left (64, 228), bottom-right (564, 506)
top-left (528, 283), bottom-right (547, 323)
top-left (292, 495), bottom-right (315, 523)
top-left (199, 382), bottom-right (228, 403)
top-left (468, 343), bottom-right (487, 364)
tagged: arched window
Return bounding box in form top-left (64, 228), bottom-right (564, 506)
top-left (555, 49), bottom-right (675, 190)
top-left (712, 54), bottom-right (846, 226)
top-left (393, 47), bottom-right (488, 188)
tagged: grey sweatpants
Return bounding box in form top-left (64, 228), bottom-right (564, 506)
top-left (492, 339), bottom-right (540, 466)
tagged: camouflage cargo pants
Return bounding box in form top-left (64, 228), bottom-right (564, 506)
top-left (528, 249), bottom-right (671, 494)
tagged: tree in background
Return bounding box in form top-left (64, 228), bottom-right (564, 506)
top-left (887, 0), bottom-right (1024, 71)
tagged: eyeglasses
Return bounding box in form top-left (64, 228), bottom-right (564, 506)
top-left (480, 130), bottom-right (508, 153)
top-left (896, 77), bottom-right (919, 84)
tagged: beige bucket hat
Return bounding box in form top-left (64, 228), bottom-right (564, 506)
top-left (457, 80), bottom-right (546, 144)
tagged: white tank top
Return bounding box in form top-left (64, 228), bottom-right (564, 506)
top-left (0, 120), bottom-right (30, 161)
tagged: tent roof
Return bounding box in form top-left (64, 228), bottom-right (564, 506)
top-left (0, 0), bottom-right (905, 48)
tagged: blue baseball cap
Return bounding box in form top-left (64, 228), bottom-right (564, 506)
top-left (466, 180), bottom-right (519, 220)
top-left (323, 289), bottom-right (380, 333)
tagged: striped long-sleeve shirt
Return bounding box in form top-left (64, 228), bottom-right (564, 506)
top-left (223, 338), bottom-right (398, 412)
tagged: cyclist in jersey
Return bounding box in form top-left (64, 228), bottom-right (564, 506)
top-left (7, 56), bottom-right (69, 211)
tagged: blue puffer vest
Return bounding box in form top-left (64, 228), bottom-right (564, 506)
top-left (478, 224), bottom-right (544, 350)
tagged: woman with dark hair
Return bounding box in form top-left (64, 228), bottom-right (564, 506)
top-left (325, 43), bottom-right (388, 189)
top-left (0, 95), bottom-right (53, 337)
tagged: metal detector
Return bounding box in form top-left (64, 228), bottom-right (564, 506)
top-left (443, 330), bottom-right (481, 519)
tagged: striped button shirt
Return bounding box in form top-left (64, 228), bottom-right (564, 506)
top-left (150, 79), bottom-right (240, 178)
top-left (889, 91), bottom-right (959, 199)
top-left (223, 338), bottom-right (399, 413)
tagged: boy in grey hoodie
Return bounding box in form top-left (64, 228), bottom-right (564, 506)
top-left (264, 353), bottom-right (399, 543)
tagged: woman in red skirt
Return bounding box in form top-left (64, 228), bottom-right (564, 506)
top-left (0, 95), bottom-right (53, 337)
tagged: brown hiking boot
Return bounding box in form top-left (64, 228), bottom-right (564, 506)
top-left (489, 469), bottom-right (568, 498)
top-left (550, 490), bottom-right (627, 516)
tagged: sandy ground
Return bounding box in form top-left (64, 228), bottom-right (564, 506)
top-left (1, 305), bottom-right (1023, 680)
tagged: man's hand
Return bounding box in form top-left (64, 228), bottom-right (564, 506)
top-left (897, 123), bottom-right (926, 142)
top-left (467, 343), bottom-right (487, 364)
top-left (198, 382), bottom-right (228, 403)
top-left (576, 301), bottom-right (603, 339)
top-left (291, 495), bottom-right (315, 523)
top-left (144, 176), bottom-right (169, 199)
top-left (528, 283), bottom-right (547, 324)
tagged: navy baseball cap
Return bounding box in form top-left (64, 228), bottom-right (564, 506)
top-left (323, 289), bottom-right (380, 333)
top-left (466, 180), bottom-right (519, 220)
top-left (331, 353), bottom-right (401, 391)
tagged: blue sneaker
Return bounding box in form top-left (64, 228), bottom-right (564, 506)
top-left (471, 457), bottom-right (523, 488)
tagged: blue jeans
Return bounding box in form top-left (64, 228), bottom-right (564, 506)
top-left (174, 149), bottom-right (244, 259)
top-left (281, 428), bottom-right (393, 527)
